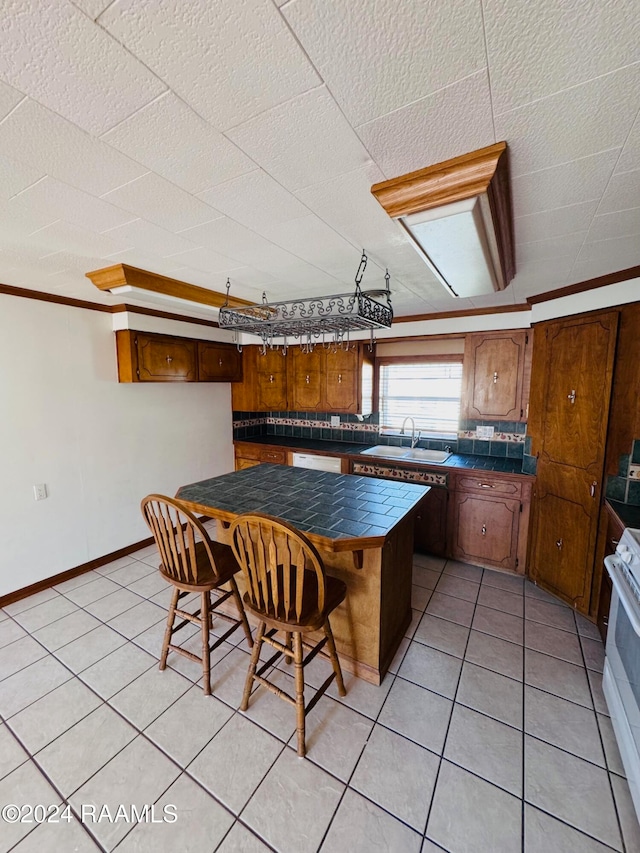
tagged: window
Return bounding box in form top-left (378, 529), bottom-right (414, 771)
top-left (378, 357), bottom-right (463, 437)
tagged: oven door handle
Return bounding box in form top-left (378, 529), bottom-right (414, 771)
top-left (605, 555), bottom-right (640, 636)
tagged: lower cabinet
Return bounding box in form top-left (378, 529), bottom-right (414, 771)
top-left (449, 472), bottom-right (531, 573)
top-left (234, 442), bottom-right (288, 471)
top-left (414, 487), bottom-right (448, 557)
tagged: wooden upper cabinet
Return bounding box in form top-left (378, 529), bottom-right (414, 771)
top-left (116, 330), bottom-right (240, 383)
top-left (231, 343), bottom-right (373, 413)
top-left (462, 331), bottom-right (528, 421)
top-left (197, 342), bottom-right (242, 382)
top-left (255, 347), bottom-right (288, 410)
top-left (289, 347), bottom-right (324, 411)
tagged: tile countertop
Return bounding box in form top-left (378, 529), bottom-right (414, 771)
top-left (176, 464), bottom-right (430, 547)
top-left (234, 435), bottom-right (531, 476)
top-left (607, 500), bottom-right (640, 530)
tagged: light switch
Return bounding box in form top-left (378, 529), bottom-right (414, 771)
top-left (33, 484), bottom-right (48, 501)
top-left (331, 416), bottom-right (340, 428)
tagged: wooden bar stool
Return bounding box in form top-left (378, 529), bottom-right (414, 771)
top-left (229, 512), bottom-right (347, 758)
top-left (141, 495), bottom-right (253, 695)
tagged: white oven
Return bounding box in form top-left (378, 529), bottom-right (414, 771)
top-left (603, 527), bottom-right (640, 822)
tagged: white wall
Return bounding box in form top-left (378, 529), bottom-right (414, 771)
top-left (0, 295), bottom-right (235, 597)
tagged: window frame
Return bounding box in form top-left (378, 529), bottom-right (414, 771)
top-left (374, 354), bottom-right (464, 439)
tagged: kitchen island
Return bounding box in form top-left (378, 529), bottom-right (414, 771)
top-left (176, 464), bottom-right (430, 685)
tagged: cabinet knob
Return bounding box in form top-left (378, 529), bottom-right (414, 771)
top-left (269, 374), bottom-right (274, 383)
top-left (493, 371), bottom-right (499, 384)
top-left (478, 482), bottom-right (494, 489)
top-left (481, 524), bottom-right (487, 536)
top-left (567, 389), bottom-right (576, 404)
top-left (338, 374), bottom-right (342, 383)
top-left (218, 358), bottom-right (223, 367)
top-left (305, 375), bottom-right (310, 384)
top-left (590, 480), bottom-right (597, 498)
top-left (166, 356), bottom-right (173, 364)
top-left (556, 538), bottom-right (563, 550)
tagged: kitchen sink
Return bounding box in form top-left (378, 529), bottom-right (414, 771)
top-left (361, 445), bottom-right (452, 464)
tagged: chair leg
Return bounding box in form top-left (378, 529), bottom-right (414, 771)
top-left (160, 587), bottom-right (179, 670)
top-left (284, 632), bottom-right (292, 665)
top-left (230, 577), bottom-right (253, 648)
top-left (324, 618), bottom-right (346, 697)
top-left (201, 591), bottom-right (211, 696)
top-left (240, 621), bottom-right (265, 711)
top-left (293, 632), bottom-right (306, 758)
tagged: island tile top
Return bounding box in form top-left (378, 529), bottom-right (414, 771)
top-left (176, 464), bottom-right (429, 542)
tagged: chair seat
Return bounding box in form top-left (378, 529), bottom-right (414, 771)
top-left (160, 540), bottom-right (241, 592)
top-left (243, 567), bottom-right (347, 632)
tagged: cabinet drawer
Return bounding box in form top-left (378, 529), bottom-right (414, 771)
top-left (455, 474), bottom-right (523, 499)
top-left (235, 444), bottom-right (286, 464)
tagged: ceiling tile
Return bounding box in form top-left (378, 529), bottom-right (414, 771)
top-left (0, 1), bottom-right (165, 135)
top-left (615, 113), bottom-right (640, 175)
top-left (587, 208), bottom-right (640, 243)
top-left (101, 173), bottom-right (222, 232)
top-left (568, 256), bottom-right (640, 285)
top-left (514, 201), bottom-right (598, 244)
top-left (597, 168), bottom-right (640, 215)
top-left (178, 216), bottom-right (304, 273)
top-left (295, 163), bottom-right (405, 251)
top-left (0, 197), bottom-right (59, 243)
top-left (282, 0), bottom-right (486, 125)
top-left (13, 176), bottom-right (137, 233)
top-left (162, 246), bottom-right (243, 275)
top-left (496, 65), bottom-right (640, 176)
top-left (0, 78), bottom-right (23, 116)
top-left (101, 92), bottom-right (254, 193)
top-left (101, 219), bottom-right (200, 258)
top-left (259, 215), bottom-right (360, 282)
top-left (0, 154), bottom-right (44, 200)
top-left (484, 0), bottom-right (640, 115)
top-left (227, 86), bottom-right (371, 191)
top-left (511, 149), bottom-right (620, 217)
top-left (509, 257), bottom-right (575, 297)
top-left (516, 232), bottom-right (585, 265)
top-left (24, 220), bottom-right (132, 260)
top-left (468, 290), bottom-right (516, 309)
top-left (71, 1), bottom-right (114, 20)
top-left (0, 98), bottom-right (147, 196)
top-left (98, 0), bottom-right (320, 130)
top-left (357, 71), bottom-right (495, 179)
top-left (197, 171), bottom-right (308, 231)
top-left (576, 233), bottom-right (640, 267)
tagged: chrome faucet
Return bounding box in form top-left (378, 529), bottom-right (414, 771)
top-left (401, 417), bottom-right (421, 449)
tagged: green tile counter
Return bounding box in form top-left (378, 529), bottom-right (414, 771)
top-left (177, 465), bottom-right (431, 685)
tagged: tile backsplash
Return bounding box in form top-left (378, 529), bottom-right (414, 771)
top-left (233, 412), bottom-right (531, 467)
top-left (606, 439), bottom-right (640, 505)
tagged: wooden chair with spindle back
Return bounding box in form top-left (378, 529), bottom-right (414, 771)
top-left (229, 512), bottom-right (347, 758)
top-left (141, 494), bottom-right (253, 695)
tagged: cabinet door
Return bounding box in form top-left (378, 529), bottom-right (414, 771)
top-left (289, 348), bottom-right (323, 410)
top-left (463, 332), bottom-right (526, 420)
top-left (136, 333), bottom-right (197, 381)
top-left (198, 342), bottom-right (242, 382)
top-left (235, 457), bottom-right (261, 471)
top-left (414, 487), bottom-right (448, 557)
top-left (256, 348), bottom-right (288, 410)
top-left (451, 492), bottom-right (520, 570)
top-left (325, 347), bottom-right (358, 412)
top-left (528, 312), bottom-right (618, 611)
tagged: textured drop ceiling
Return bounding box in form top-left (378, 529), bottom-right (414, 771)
top-left (0, 0), bottom-right (638, 316)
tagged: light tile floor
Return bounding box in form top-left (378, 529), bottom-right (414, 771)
top-left (1, 536), bottom-right (639, 852)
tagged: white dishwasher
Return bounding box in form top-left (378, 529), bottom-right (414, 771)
top-left (291, 452), bottom-right (342, 473)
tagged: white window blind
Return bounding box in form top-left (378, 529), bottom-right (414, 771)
top-left (379, 360), bottom-right (463, 436)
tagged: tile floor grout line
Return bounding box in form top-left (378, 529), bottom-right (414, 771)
top-left (575, 607), bottom-right (629, 853)
top-left (422, 559), bottom-right (484, 846)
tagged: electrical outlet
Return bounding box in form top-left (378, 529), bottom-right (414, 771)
top-left (33, 483), bottom-right (48, 501)
top-left (330, 416), bottom-right (340, 428)
top-left (475, 426), bottom-right (495, 440)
